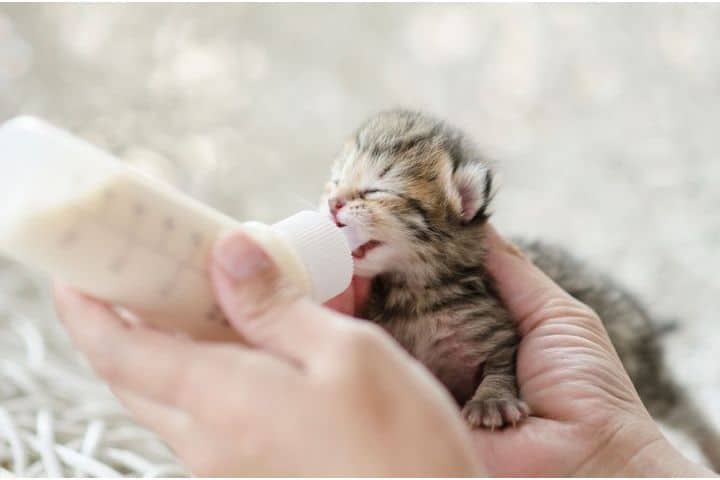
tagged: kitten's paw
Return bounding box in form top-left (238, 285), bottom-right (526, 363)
top-left (462, 396), bottom-right (530, 430)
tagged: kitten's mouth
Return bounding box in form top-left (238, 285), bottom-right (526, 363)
top-left (339, 223), bottom-right (381, 260)
top-left (352, 240), bottom-right (381, 259)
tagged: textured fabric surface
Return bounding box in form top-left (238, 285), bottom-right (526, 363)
top-left (0, 4), bottom-right (718, 475)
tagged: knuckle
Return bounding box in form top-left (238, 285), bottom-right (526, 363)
top-left (540, 296), bottom-right (598, 320)
top-left (529, 295), bottom-right (607, 335)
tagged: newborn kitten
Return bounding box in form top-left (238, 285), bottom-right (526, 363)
top-left (320, 109), bottom-right (720, 469)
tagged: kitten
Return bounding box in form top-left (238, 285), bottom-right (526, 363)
top-left (320, 109), bottom-right (720, 469)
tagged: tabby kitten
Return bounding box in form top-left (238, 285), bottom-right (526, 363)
top-left (320, 109), bottom-right (720, 469)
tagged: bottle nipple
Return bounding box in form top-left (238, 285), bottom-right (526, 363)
top-left (339, 224), bottom-right (370, 252)
top-left (271, 211), bottom-right (354, 302)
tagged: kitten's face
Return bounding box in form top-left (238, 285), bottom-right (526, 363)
top-left (319, 110), bottom-right (494, 279)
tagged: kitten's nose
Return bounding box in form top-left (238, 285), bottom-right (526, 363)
top-left (328, 196), bottom-right (346, 225)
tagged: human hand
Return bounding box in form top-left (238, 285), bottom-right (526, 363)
top-left (471, 225), bottom-right (714, 476)
top-left (54, 231), bottom-right (481, 476)
top-left (323, 275), bottom-right (371, 317)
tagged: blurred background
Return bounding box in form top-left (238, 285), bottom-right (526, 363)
top-left (0, 3), bottom-right (719, 476)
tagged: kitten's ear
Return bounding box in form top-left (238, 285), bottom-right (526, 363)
top-left (447, 162), bottom-right (495, 223)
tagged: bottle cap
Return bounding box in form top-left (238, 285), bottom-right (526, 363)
top-left (271, 211), bottom-right (354, 303)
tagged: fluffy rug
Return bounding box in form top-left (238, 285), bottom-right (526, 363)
top-left (0, 264), bottom-right (185, 476)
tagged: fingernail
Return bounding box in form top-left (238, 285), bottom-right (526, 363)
top-left (485, 224), bottom-right (526, 259)
top-left (213, 232), bottom-right (271, 281)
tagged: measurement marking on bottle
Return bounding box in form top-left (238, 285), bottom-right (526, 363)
top-left (55, 192), bottom-right (212, 302)
top-left (157, 231), bottom-right (207, 297)
top-left (108, 200), bottom-right (148, 273)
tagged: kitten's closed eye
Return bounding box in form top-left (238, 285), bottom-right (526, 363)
top-left (359, 188), bottom-right (399, 199)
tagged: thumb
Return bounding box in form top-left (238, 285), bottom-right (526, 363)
top-left (210, 230), bottom-right (344, 364)
top-left (484, 225), bottom-right (597, 336)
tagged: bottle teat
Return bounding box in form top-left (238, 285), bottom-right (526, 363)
top-left (271, 211), bottom-right (354, 302)
top-left (339, 224), bottom-right (370, 252)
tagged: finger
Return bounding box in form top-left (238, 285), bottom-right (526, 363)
top-left (352, 276), bottom-right (372, 314)
top-left (324, 282), bottom-right (354, 315)
top-left (483, 225), bottom-right (591, 334)
top-left (324, 276), bottom-right (372, 317)
top-left (54, 283), bottom-right (298, 411)
top-left (111, 386), bottom-right (192, 447)
top-left (211, 230), bottom-right (350, 366)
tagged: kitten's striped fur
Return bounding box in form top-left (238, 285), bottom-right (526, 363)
top-left (321, 109), bottom-right (720, 469)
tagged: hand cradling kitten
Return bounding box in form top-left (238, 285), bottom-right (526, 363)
top-left (319, 109), bottom-right (720, 470)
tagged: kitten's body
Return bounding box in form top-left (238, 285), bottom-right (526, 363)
top-left (322, 109), bottom-right (720, 469)
top-left (363, 248), bottom-right (516, 411)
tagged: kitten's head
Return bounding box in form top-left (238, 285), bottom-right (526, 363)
top-left (320, 109), bottom-right (496, 281)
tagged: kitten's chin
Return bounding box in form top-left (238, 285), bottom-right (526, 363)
top-left (351, 245), bottom-right (393, 278)
top-left (352, 258), bottom-right (385, 278)
top-left (352, 264), bottom-right (381, 278)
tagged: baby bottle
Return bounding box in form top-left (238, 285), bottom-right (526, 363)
top-left (0, 116), bottom-right (354, 340)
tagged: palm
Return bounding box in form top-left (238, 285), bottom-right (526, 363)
top-left (471, 311), bottom-right (650, 476)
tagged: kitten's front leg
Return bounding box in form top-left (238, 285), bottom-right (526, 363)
top-left (462, 333), bottom-right (530, 429)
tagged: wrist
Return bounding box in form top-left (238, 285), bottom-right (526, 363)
top-left (580, 416), bottom-right (714, 477)
top-left (619, 434), bottom-right (714, 477)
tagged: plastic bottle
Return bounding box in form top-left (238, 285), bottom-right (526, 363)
top-left (0, 116), bottom-right (354, 340)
